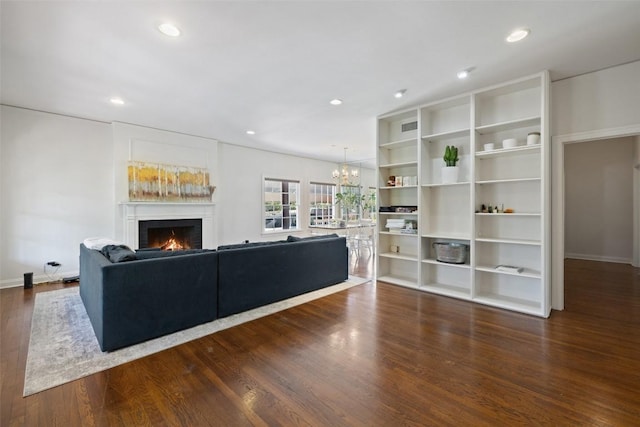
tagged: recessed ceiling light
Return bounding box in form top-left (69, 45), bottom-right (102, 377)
top-left (158, 23), bottom-right (181, 37)
top-left (506, 28), bottom-right (530, 43)
top-left (394, 89), bottom-right (406, 99)
top-left (330, 99), bottom-right (343, 106)
top-left (109, 97), bottom-right (125, 105)
top-left (246, 130), bottom-right (256, 135)
top-left (457, 70), bottom-right (469, 80)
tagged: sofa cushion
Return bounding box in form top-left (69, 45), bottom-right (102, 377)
top-left (134, 248), bottom-right (214, 260)
top-left (100, 244), bottom-right (137, 263)
top-left (287, 233), bottom-right (339, 242)
top-left (83, 237), bottom-right (122, 250)
top-left (217, 240), bottom-right (286, 251)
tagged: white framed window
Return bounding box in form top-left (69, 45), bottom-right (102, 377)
top-left (263, 177), bottom-right (300, 232)
top-left (309, 182), bottom-right (336, 226)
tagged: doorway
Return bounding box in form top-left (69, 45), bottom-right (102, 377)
top-left (564, 137), bottom-right (635, 263)
top-left (552, 126), bottom-right (640, 310)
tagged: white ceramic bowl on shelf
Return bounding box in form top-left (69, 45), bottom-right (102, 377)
top-left (484, 143), bottom-right (495, 151)
top-left (502, 138), bottom-right (518, 148)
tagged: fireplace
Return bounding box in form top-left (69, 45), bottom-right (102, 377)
top-left (120, 202), bottom-right (215, 250)
top-left (138, 219), bottom-right (203, 250)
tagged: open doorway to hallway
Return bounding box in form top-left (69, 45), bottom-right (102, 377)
top-left (563, 135), bottom-right (640, 313)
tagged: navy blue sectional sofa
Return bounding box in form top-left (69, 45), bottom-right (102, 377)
top-left (79, 235), bottom-right (348, 351)
top-left (217, 235), bottom-right (349, 317)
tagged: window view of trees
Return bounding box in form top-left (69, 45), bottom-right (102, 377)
top-left (264, 179), bottom-right (300, 232)
top-left (309, 182), bottom-right (336, 226)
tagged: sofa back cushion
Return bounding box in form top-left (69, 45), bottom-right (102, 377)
top-left (100, 245), bottom-right (137, 263)
top-left (217, 236), bottom-right (348, 317)
top-left (134, 248), bottom-right (214, 260)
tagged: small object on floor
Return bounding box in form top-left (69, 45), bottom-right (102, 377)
top-left (62, 275), bottom-right (79, 283)
top-left (24, 272), bottom-right (34, 289)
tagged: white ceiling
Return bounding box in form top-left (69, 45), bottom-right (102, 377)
top-left (2, 1), bottom-right (639, 168)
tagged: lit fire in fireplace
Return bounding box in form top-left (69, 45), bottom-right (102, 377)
top-left (160, 230), bottom-right (190, 251)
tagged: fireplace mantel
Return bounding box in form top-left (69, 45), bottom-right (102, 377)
top-left (120, 202), bottom-right (216, 249)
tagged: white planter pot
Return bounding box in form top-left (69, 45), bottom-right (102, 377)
top-left (441, 166), bottom-right (460, 184)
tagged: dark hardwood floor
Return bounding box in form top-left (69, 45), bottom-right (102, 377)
top-left (2, 257), bottom-right (639, 426)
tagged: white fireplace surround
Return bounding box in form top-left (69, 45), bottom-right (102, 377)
top-left (120, 202), bottom-right (215, 249)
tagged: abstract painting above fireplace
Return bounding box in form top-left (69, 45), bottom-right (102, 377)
top-left (127, 161), bottom-right (215, 203)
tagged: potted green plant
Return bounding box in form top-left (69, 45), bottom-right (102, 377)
top-left (361, 191), bottom-right (376, 220)
top-left (441, 145), bottom-right (460, 184)
top-left (336, 191), bottom-right (361, 221)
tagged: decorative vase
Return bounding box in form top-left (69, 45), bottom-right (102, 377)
top-left (441, 166), bottom-right (459, 184)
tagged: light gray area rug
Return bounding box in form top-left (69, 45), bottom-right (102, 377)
top-left (24, 276), bottom-right (369, 396)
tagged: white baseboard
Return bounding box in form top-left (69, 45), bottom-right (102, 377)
top-left (565, 253), bottom-right (632, 264)
top-left (0, 270), bottom-right (79, 290)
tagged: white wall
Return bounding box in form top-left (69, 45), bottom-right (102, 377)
top-left (0, 106), bottom-right (113, 286)
top-left (217, 143), bottom-right (375, 245)
top-left (564, 137), bottom-right (634, 263)
top-left (111, 122), bottom-right (220, 247)
top-left (552, 60), bottom-right (640, 136)
top-left (0, 106), bottom-right (375, 287)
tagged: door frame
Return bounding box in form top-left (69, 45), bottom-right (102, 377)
top-left (551, 124), bottom-right (640, 311)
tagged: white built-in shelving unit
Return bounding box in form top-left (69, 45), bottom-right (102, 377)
top-left (375, 71), bottom-right (550, 317)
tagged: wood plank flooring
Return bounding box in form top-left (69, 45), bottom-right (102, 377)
top-left (2, 257), bottom-right (639, 426)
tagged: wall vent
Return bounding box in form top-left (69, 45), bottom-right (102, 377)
top-left (401, 121), bottom-right (418, 132)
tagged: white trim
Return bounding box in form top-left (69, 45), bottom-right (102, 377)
top-left (634, 137), bottom-right (640, 267)
top-left (554, 124), bottom-right (640, 145)
top-left (552, 123), bottom-right (640, 311)
top-left (120, 202), bottom-right (216, 249)
top-left (0, 270), bottom-right (79, 289)
top-left (565, 253), bottom-right (632, 264)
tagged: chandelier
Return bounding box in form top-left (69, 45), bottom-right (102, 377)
top-left (332, 147), bottom-right (359, 186)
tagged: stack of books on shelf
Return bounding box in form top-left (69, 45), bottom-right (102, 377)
top-left (386, 219), bottom-right (406, 233)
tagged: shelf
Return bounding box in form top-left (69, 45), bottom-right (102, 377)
top-left (476, 177), bottom-right (540, 185)
top-left (377, 275), bottom-right (419, 289)
top-left (476, 237), bottom-right (541, 246)
top-left (379, 138), bottom-right (417, 149)
top-left (476, 145), bottom-right (540, 159)
top-left (422, 181), bottom-right (471, 188)
top-left (377, 71), bottom-right (548, 318)
top-left (421, 232), bottom-right (470, 240)
top-left (474, 294), bottom-right (542, 316)
top-left (379, 231), bottom-right (419, 237)
top-left (378, 211), bottom-right (418, 216)
top-left (421, 128), bottom-right (470, 142)
top-left (379, 252), bottom-right (418, 261)
top-left (475, 265), bottom-right (541, 279)
top-left (422, 259), bottom-right (470, 269)
top-left (419, 282), bottom-right (470, 300)
top-left (475, 212), bottom-right (541, 217)
top-left (379, 161), bottom-right (418, 168)
top-left (379, 185), bottom-right (418, 190)
top-left (475, 116), bottom-right (540, 134)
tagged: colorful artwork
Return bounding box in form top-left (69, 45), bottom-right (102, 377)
top-left (128, 161), bottom-right (215, 202)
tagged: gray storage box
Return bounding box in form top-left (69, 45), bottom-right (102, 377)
top-left (433, 242), bottom-right (468, 264)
